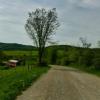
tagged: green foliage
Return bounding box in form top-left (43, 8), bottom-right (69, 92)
top-left (0, 51), bottom-right (6, 65)
top-left (93, 58), bottom-right (100, 69)
top-left (67, 48), bottom-right (80, 64)
top-left (78, 49), bottom-right (94, 66)
top-left (93, 53), bottom-right (100, 69)
top-left (0, 66), bottom-right (49, 100)
top-left (60, 57), bottom-right (70, 65)
top-left (46, 45), bottom-right (100, 70)
top-left (49, 48), bottom-right (58, 64)
top-left (25, 8), bottom-right (59, 66)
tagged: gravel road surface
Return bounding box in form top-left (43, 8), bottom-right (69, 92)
top-left (16, 65), bottom-right (100, 100)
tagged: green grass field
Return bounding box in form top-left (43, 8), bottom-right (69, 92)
top-left (3, 50), bottom-right (38, 56)
top-left (0, 66), bottom-right (49, 100)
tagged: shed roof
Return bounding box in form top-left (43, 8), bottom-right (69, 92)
top-left (9, 60), bottom-right (18, 63)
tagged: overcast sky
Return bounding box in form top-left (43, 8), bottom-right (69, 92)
top-left (0, 0), bottom-right (100, 47)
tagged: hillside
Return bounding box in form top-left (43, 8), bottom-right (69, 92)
top-left (47, 45), bottom-right (100, 52)
top-left (0, 42), bottom-right (99, 51)
top-left (0, 42), bottom-right (36, 51)
top-left (47, 45), bottom-right (80, 50)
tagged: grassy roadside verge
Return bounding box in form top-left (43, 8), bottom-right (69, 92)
top-left (67, 64), bottom-right (100, 76)
top-left (0, 66), bottom-right (50, 100)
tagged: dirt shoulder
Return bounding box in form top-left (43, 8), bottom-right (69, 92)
top-left (16, 65), bottom-right (100, 100)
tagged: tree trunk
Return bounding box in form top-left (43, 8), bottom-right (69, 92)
top-left (38, 47), bottom-right (43, 66)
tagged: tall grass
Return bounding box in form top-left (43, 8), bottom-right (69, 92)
top-left (0, 66), bottom-right (49, 100)
top-left (67, 64), bottom-right (100, 77)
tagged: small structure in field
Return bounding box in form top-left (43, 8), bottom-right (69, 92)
top-left (7, 60), bottom-right (18, 67)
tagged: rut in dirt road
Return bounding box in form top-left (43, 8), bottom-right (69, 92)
top-left (16, 65), bottom-right (100, 100)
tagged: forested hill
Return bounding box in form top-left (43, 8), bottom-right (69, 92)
top-left (47, 45), bottom-right (100, 51)
top-left (0, 42), bottom-right (99, 51)
top-left (0, 42), bottom-right (35, 50)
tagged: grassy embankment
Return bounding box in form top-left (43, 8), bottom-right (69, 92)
top-left (67, 64), bottom-right (100, 76)
top-left (0, 66), bottom-right (49, 100)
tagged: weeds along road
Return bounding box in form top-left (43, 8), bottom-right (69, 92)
top-left (16, 65), bottom-right (100, 100)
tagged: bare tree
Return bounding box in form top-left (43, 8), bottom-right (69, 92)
top-left (25, 8), bottom-right (59, 66)
top-left (97, 41), bottom-right (100, 48)
top-left (80, 37), bottom-right (91, 48)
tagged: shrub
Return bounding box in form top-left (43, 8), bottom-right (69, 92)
top-left (61, 57), bottom-right (70, 65)
top-left (93, 58), bottom-right (100, 69)
top-left (78, 50), bottom-right (94, 66)
top-left (37, 61), bottom-right (48, 66)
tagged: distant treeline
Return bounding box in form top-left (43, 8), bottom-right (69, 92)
top-left (0, 42), bottom-right (36, 51)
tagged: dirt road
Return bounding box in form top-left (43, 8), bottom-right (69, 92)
top-left (16, 65), bottom-right (100, 100)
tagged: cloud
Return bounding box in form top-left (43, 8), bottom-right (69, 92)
top-left (82, 0), bottom-right (97, 4)
top-left (67, 0), bottom-right (100, 9)
top-left (0, 0), bottom-right (100, 47)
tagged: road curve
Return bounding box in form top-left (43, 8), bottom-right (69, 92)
top-left (16, 65), bottom-right (100, 100)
